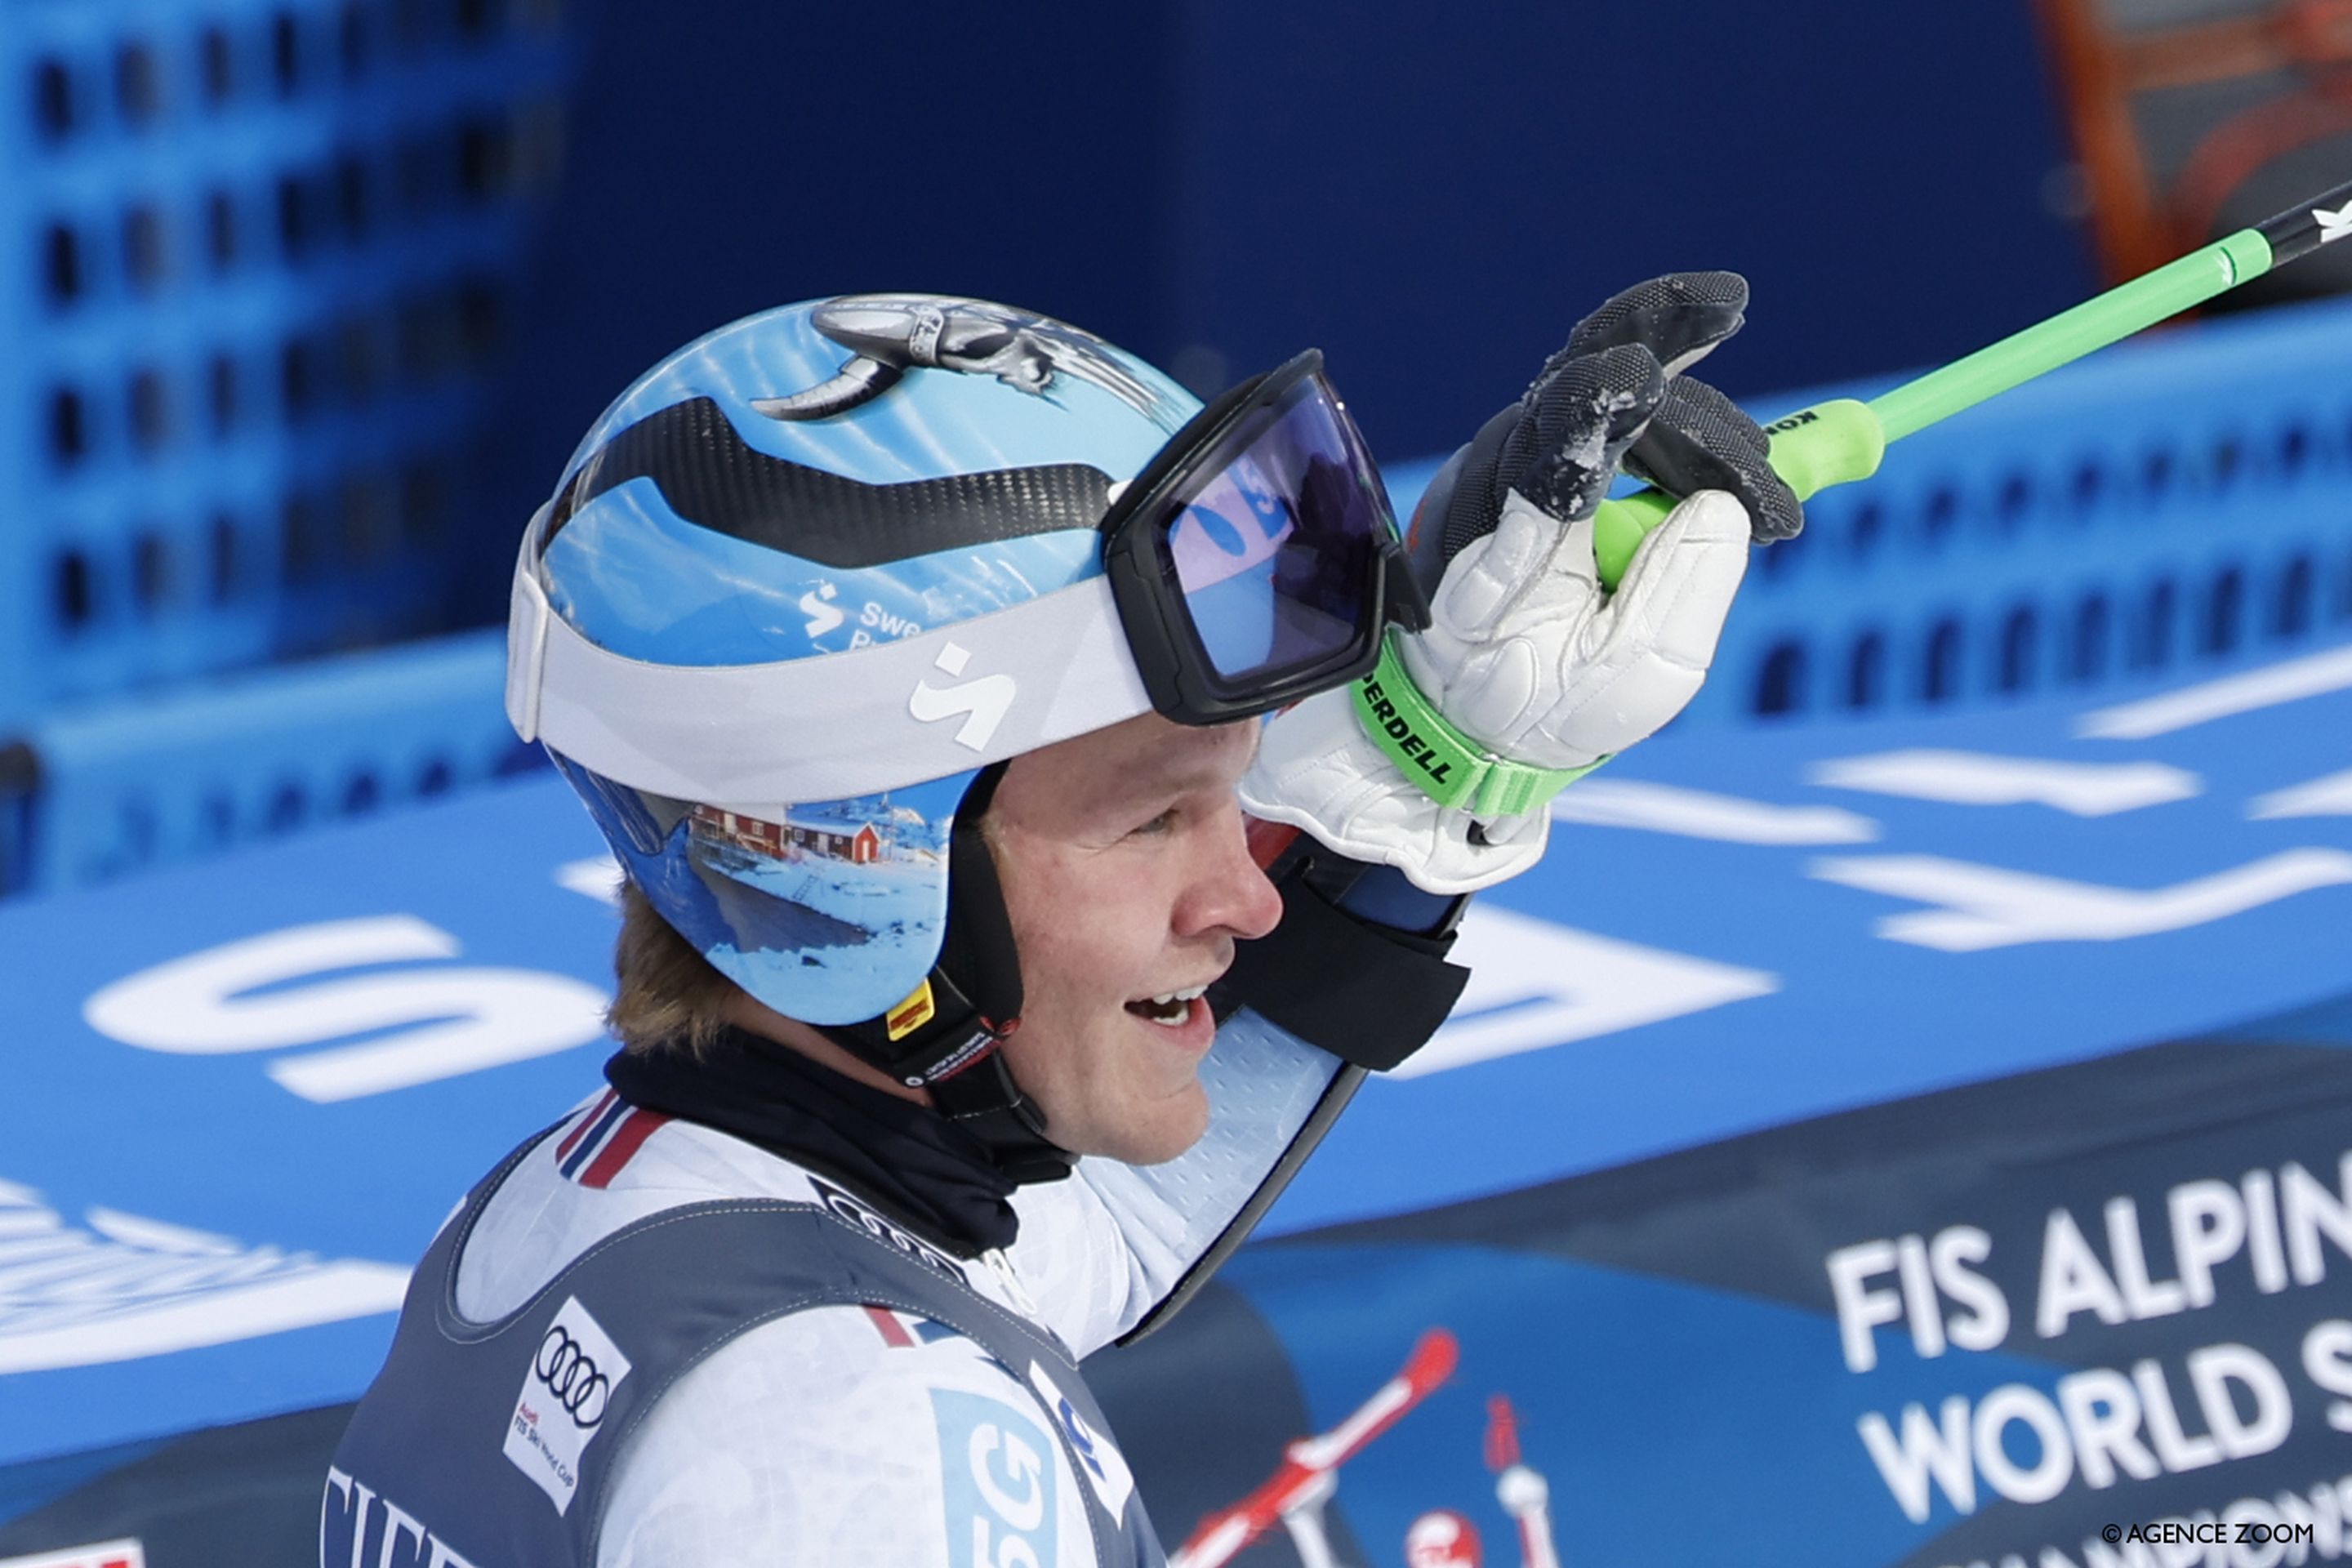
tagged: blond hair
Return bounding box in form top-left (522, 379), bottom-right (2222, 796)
top-left (608, 880), bottom-right (737, 1058)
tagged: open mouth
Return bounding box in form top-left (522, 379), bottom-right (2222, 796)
top-left (1125, 984), bottom-right (1209, 1027)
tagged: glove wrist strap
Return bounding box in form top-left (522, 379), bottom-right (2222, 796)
top-left (1351, 634), bottom-right (1603, 816)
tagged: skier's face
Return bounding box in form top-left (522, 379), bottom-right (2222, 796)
top-left (985, 712), bottom-right (1282, 1164)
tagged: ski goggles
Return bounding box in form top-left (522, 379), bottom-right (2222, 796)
top-left (1102, 349), bottom-right (1429, 724)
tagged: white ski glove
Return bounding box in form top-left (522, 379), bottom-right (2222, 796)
top-left (1241, 274), bottom-right (1804, 894)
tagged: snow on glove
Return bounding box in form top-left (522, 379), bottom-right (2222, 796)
top-left (1241, 273), bottom-right (1804, 894)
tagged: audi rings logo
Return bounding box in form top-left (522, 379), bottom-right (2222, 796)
top-left (533, 1325), bottom-right (612, 1427)
top-left (505, 1296), bottom-right (630, 1512)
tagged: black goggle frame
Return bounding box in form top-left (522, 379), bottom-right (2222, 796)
top-left (1099, 350), bottom-right (1430, 726)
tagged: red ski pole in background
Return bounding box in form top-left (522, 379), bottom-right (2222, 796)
top-left (1172, 1328), bottom-right (1460, 1568)
top-left (1485, 1395), bottom-right (1561, 1568)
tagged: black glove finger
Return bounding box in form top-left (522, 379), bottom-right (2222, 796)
top-left (1507, 342), bottom-right (1667, 527)
top-left (1650, 376), bottom-right (1768, 459)
top-left (1432, 343), bottom-right (1665, 563)
top-left (1415, 403), bottom-right (1518, 577)
top-left (1565, 271), bottom-right (1750, 378)
top-left (1625, 376), bottom-right (1806, 543)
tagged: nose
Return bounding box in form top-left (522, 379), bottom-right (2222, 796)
top-left (1178, 813), bottom-right (1283, 943)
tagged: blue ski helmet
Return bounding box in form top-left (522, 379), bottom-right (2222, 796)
top-left (507, 295), bottom-right (1204, 1035)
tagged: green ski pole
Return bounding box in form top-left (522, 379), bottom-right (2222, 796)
top-left (1590, 174), bottom-right (2352, 589)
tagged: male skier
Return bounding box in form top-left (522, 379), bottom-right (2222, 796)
top-left (324, 277), bottom-right (1798, 1567)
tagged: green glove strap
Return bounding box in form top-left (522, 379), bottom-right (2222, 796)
top-left (1352, 635), bottom-right (1603, 816)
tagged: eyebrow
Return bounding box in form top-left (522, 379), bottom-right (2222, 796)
top-left (1116, 767), bottom-right (1220, 808)
top-left (1070, 721), bottom-right (1263, 821)
top-left (1148, 727), bottom-right (1261, 801)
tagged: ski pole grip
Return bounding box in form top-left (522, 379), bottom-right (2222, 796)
top-left (1591, 398), bottom-right (1887, 589)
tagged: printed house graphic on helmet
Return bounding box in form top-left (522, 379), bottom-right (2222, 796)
top-left (689, 804), bottom-right (884, 866)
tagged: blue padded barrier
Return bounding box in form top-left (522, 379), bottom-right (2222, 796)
top-left (0, 626), bottom-right (539, 895)
top-left (1383, 294), bottom-right (2352, 728)
top-left (0, 0), bottom-right (575, 728)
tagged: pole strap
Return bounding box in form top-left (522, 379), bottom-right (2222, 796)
top-left (1350, 635), bottom-right (1601, 817)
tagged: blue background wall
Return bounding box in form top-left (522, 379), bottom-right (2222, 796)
top-left (472, 0), bottom-right (2097, 624)
top-left (0, 0), bottom-right (2109, 702)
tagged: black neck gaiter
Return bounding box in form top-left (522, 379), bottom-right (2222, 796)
top-left (604, 1027), bottom-right (1018, 1256)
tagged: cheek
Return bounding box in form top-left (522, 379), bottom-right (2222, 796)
top-left (996, 851), bottom-right (1166, 1000)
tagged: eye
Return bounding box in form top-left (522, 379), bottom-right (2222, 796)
top-left (1128, 808), bottom-right (1178, 839)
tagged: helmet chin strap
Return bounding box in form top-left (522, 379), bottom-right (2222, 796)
top-left (821, 764), bottom-right (1077, 1186)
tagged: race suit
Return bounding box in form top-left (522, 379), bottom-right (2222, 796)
top-left (323, 1007), bottom-right (1348, 1568)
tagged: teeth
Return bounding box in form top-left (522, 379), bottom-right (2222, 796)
top-left (1129, 983), bottom-right (1209, 1027)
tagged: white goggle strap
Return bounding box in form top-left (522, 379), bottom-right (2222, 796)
top-left (506, 506), bottom-right (1157, 808)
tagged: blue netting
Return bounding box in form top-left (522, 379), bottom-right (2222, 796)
top-left (0, 0), bottom-right (576, 728)
top-left (0, 626), bottom-right (539, 894)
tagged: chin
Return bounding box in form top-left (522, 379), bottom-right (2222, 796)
top-left (1085, 1087), bottom-right (1212, 1167)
